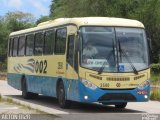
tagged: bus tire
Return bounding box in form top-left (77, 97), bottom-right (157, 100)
top-left (21, 77), bottom-right (38, 99)
top-left (57, 80), bottom-right (71, 108)
top-left (115, 103), bottom-right (127, 109)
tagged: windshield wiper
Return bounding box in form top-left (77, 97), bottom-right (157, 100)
top-left (98, 49), bottom-right (115, 74)
top-left (98, 39), bottom-right (116, 75)
top-left (118, 39), bottom-right (138, 75)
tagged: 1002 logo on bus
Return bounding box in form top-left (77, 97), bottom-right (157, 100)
top-left (35, 60), bottom-right (47, 74)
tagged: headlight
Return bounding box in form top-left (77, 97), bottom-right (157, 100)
top-left (138, 80), bottom-right (150, 89)
top-left (80, 78), bottom-right (97, 90)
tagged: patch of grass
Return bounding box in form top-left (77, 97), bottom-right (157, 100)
top-left (150, 89), bottom-right (160, 101)
top-left (5, 98), bottom-right (13, 103)
top-left (0, 97), bottom-right (14, 103)
top-left (1, 97), bottom-right (56, 117)
top-left (0, 97), bottom-right (56, 119)
top-left (151, 73), bottom-right (160, 85)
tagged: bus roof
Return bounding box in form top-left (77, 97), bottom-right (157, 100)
top-left (10, 17), bottom-right (144, 36)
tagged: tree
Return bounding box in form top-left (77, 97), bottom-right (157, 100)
top-left (36, 16), bottom-right (50, 25)
top-left (5, 11), bottom-right (35, 31)
top-left (0, 11), bottom-right (36, 71)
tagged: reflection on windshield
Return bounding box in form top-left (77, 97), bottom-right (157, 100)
top-left (116, 27), bottom-right (148, 72)
top-left (80, 27), bottom-right (149, 73)
top-left (81, 27), bottom-right (117, 72)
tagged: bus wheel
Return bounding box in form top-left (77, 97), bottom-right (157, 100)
top-left (115, 103), bottom-right (127, 109)
top-left (57, 81), bottom-right (71, 108)
top-left (22, 78), bottom-right (38, 99)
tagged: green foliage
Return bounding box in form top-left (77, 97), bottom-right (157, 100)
top-left (151, 64), bottom-right (160, 74)
top-left (151, 73), bottom-right (160, 85)
top-left (5, 11), bottom-right (35, 31)
top-left (36, 16), bottom-right (50, 25)
top-left (0, 11), bottom-right (36, 72)
top-left (150, 63), bottom-right (160, 85)
top-left (150, 89), bottom-right (160, 101)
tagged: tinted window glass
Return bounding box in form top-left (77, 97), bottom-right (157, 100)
top-left (26, 34), bottom-right (34, 56)
top-left (67, 35), bottom-right (74, 67)
top-left (115, 27), bottom-right (149, 72)
top-left (81, 27), bottom-right (116, 72)
top-left (9, 38), bottom-right (13, 56)
top-left (13, 37), bottom-right (18, 56)
top-left (18, 36), bottom-right (25, 56)
top-left (55, 28), bottom-right (67, 54)
top-left (44, 30), bottom-right (55, 55)
top-left (35, 32), bottom-right (44, 55)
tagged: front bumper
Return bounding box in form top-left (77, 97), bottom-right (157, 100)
top-left (78, 80), bottom-right (150, 103)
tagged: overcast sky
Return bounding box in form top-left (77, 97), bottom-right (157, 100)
top-left (0, 0), bottom-right (52, 19)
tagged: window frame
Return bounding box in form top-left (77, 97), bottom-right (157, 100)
top-left (12, 37), bottom-right (19, 57)
top-left (67, 34), bottom-right (75, 67)
top-left (43, 29), bottom-right (55, 55)
top-left (54, 27), bottom-right (67, 55)
top-left (25, 33), bottom-right (35, 56)
top-left (18, 35), bottom-right (26, 56)
top-left (34, 31), bottom-right (44, 56)
top-left (8, 38), bottom-right (13, 57)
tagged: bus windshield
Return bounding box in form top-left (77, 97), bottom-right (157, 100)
top-left (80, 27), bottom-right (149, 73)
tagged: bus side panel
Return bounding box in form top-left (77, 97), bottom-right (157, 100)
top-left (64, 78), bottom-right (80, 102)
top-left (26, 75), bottom-right (58, 97)
top-left (65, 62), bottom-right (80, 102)
top-left (7, 56), bottom-right (68, 98)
top-left (7, 73), bottom-right (22, 90)
top-left (7, 72), bottom-right (65, 98)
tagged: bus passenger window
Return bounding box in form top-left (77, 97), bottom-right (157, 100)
top-left (18, 36), bottom-right (25, 56)
top-left (13, 37), bottom-right (18, 57)
top-left (44, 30), bottom-right (55, 55)
top-left (35, 32), bottom-right (44, 55)
top-left (26, 34), bottom-right (34, 56)
top-left (9, 38), bottom-right (13, 56)
top-left (55, 28), bottom-right (67, 54)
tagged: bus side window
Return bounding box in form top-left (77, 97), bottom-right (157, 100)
top-left (44, 29), bottom-right (55, 55)
top-left (9, 38), bottom-right (13, 56)
top-left (55, 28), bottom-right (67, 54)
top-left (13, 37), bottom-right (18, 57)
top-left (67, 35), bottom-right (74, 67)
top-left (18, 36), bottom-right (26, 56)
top-left (26, 34), bottom-right (34, 56)
top-left (34, 32), bottom-right (44, 56)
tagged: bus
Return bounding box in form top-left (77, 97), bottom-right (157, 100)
top-left (7, 17), bottom-right (151, 109)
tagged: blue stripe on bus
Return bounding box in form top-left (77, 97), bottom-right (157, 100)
top-left (7, 73), bottom-right (150, 103)
top-left (7, 73), bottom-right (80, 101)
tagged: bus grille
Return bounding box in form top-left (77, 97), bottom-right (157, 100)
top-left (98, 93), bottom-right (136, 101)
top-left (106, 77), bottom-right (130, 81)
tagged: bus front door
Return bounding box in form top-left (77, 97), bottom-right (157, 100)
top-left (66, 35), bottom-right (78, 100)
